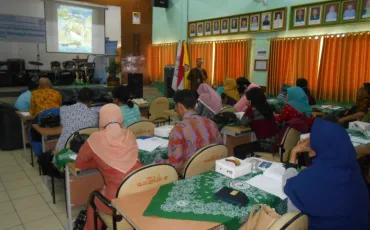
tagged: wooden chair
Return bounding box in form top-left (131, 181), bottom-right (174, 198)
top-left (255, 127), bottom-right (301, 163)
top-left (90, 164), bottom-right (179, 230)
top-left (219, 106), bottom-right (236, 114)
top-left (268, 212), bottom-right (308, 230)
top-left (148, 97), bottom-right (170, 126)
top-left (127, 121), bottom-right (156, 137)
top-left (64, 127), bottom-right (99, 149)
top-left (183, 144), bottom-right (228, 178)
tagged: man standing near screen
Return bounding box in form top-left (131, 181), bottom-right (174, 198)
top-left (187, 58), bottom-right (207, 95)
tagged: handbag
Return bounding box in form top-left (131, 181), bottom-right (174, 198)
top-left (73, 209), bottom-right (87, 230)
top-left (39, 114), bottom-right (60, 128)
top-left (69, 132), bottom-right (90, 153)
top-left (212, 111), bottom-right (238, 130)
top-left (239, 204), bottom-right (280, 230)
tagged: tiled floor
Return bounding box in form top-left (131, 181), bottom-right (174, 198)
top-left (0, 149), bottom-right (82, 230)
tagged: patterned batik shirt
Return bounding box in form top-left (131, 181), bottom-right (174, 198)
top-left (29, 88), bottom-right (62, 117)
top-left (55, 102), bottom-right (99, 150)
top-left (168, 111), bottom-right (223, 173)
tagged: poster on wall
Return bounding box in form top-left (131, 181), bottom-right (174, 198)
top-left (255, 48), bottom-right (268, 59)
top-left (0, 14), bottom-right (45, 43)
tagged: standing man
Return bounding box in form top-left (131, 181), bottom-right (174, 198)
top-left (187, 58), bottom-right (207, 94)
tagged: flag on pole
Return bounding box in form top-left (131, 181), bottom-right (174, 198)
top-left (172, 41), bottom-right (190, 90)
top-left (180, 41), bottom-right (190, 90)
top-left (172, 41), bottom-right (183, 91)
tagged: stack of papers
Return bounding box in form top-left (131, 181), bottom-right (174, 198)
top-left (349, 136), bottom-right (370, 145)
top-left (321, 105), bottom-right (343, 110)
top-left (136, 137), bottom-right (169, 152)
top-left (154, 125), bottom-right (173, 138)
top-left (246, 162), bottom-right (287, 199)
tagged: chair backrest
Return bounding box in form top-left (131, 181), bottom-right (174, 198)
top-left (37, 108), bottom-right (60, 123)
top-left (183, 144), bottom-right (228, 178)
top-left (116, 164), bottom-right (178, 198)
top-left (219, 106), bottom-right (236, 114)
top-left (64, 127), bottom-right (99, 149)
top-left (268, 212), bottom-right (308, 230)
top-left (127, 121), bottom-right (156, 137)
top-left (280, 127), bottom-right (301, 162)
top-left (148, 97), bottom-right (170, 121)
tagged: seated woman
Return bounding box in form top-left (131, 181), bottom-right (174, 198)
top-left (296, 78), bottom-right (316, 105)
top-left (112, 85), bottom-right (141, 128)
top-left (284, 119), bottom-right (369, 229)
top-left (196, 83), bottom-right (222, 119)
top-left (338, 83), bottom-right (370, 127)
top-left (234, 83), bottom-right (260, 112)
top-left (275, 86), bottom-right (313, 125)
top-left (234, 88), bottom-right (279, 159)
top-left (75, 104), bottom-right (143, 230)
top-left (222, 78), bottom-right (240, 106)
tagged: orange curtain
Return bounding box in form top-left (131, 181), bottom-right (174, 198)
top-left (214, 40), bottom-right (252, 86)
top-left (188, 42), bottom-right (213, 85)
top-left (214, 42), bottom-right (228, 86)
top-left (317, 33), bottom-right (370, 102)
top-left (147, 43), bottom-right (177, 82)
top-left (227, 40), bottom-right (251, 80)
top-left (267, 37), bottom-right (321, 96)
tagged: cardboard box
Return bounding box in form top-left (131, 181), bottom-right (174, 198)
top-left (215, 157), bottom-right (252, 179)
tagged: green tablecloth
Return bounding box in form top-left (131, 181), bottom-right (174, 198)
top-left (143, 171), bottom-right (287, 230)
top-left (138, 147), bottom-right (168, 165)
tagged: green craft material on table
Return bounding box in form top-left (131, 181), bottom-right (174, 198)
top-left (55, 149), bottom-right (77, 169)
top-left (143, 171), bottom-right (287, 230)
top-left (138, 147), bottom-right (168, 165)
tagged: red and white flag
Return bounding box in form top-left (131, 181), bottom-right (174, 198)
top-left (172, 41), bottom-right (190, 91)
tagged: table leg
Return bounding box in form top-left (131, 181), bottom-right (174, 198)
top-left (41, 135), bottom-right (46, 153)
top-left (223, 133), bottom-right (227, 145)
top-left (65, 166), bottom-right (73, 230)
top-left (20, 120), bottom-right (27, 158)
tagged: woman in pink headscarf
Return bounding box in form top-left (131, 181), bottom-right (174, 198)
top-left (234, 83), bottom-right (260, 112)
top-left (196, 83), bottom-right (222, 119)
top-left (75, 104), bottom-right (142, 230)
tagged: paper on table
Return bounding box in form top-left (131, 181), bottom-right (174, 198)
top-left (234, 112), bottom-right (245, 120)
top-left (147, 137), bottom-right (169, 148)
top-left (300, 133), bottom-right (310, 140)
top-left (263, 163), bottom-right (285, 182)
top-left (247, 175), bottom-right (287, 199)
top-left (321, 105), bottom-right (343, 110)
top-left (70, 155), bottom-right (77, 160)
top-left (350, 136), bottom-right (370, 145)
top-left (136, 139), bottom-right (161, 152)
top-left (20, 112), bottom-right (30, 116)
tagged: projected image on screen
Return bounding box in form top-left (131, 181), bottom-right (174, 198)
top-left (57, 6), bottom-right (92, 53)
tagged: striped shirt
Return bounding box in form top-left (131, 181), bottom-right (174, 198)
top-left (168, 111), bottom-right (223, 173)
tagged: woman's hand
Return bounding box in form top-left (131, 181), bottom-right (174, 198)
top-left (289, 138), bottom-right (316, 164)
top-left (246, 99), bottom-right (251, 106)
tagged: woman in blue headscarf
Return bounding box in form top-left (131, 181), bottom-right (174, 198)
top-left (275, 86), bottom-right (313, 125)
top-left (283, 119), bottom-right (369, 230)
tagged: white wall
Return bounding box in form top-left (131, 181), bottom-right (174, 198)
top-left (0, 0), bottom-right (121, 71)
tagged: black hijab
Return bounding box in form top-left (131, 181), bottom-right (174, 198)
top-left (237, 77), bottom-right (251, 94)
top-left (246, 88), bottom-right (273, 119)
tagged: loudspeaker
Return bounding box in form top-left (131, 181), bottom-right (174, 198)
top-left (0, 72), bottom-right (12, 87)
top-left (164, 65), bottom-right (175, 98)
top-left (128, 73), bottom-right (143, 98)
top-left (152, 0), bottom-right (168, 8)
top-left (7, 59), bottom-right (25, 73)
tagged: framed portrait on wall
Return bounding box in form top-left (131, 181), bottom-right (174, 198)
top-left (254, 60), bottom-right (268, 71)
top-left (361, 0), bottom-right (370, 20)
top-left (230, 17), bottom-right (239, 33)
top-left (250, 14), bottom-right (260, 31)
top-left (213, 20), bottom-right (220, 35)
top-left (324, 2), bottom-right (339, 23)
top-left (273, 10), bottom-right (284, 29)
top-left (341, 0), bottom-right (358, 21)
top-left (204, 21), bottom-right (212, 36)
top-left (132, 12), bottom-right (141, 25)
top-left (261, 12), bottom-right (272, 31)
top-left (221, 18), bottom-right (229, 34)
top-left (308, 5), bottom-right (323, 25)
top-left (197, 22), bottom-right (204, 37)
top-left (293, 7), bottom-right (307, 27)
top-left (189, 23), bottom-right (196, 37)
top-left (239, 16), bottom-right (249, 32)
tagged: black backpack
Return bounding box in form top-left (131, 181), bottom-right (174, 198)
top-left (69, 132), bottom-right (90, 153)
top-left (212, 112), bottom-right (238, 130)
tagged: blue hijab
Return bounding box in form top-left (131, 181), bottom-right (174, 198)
top-left (285, 119), bottom-right (369, 230)
top-left (287, 86), bottom-right (312, 117)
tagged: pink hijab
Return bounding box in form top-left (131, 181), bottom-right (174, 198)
top-left (197, 83), bottom-right (222, 113)
top-left (88, 104), bottom-right (139, 173)
top-left (234, 83), bottom-right (260, 112)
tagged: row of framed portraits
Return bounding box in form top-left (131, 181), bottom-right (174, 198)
top-left (290, 0), bottom-right (370, 29)
top-left (188, 8), bottom-right (287, 37)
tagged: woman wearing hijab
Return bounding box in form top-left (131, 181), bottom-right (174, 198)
top-left (284, 119), bottom-right (369, 229)
top-left (222, 78), bottom-right (240, 106)
top-left (234, 88), bottom-right (279, 159)
top-left (338, 83), bottom-right (370, 127)
top-left (196, 83), bottom-right (222, 119)
top-left (296, 78), bottom-right (316, 105)
top-left (236, 77), bottom-right (251, 95)
top-left (275, 86), bottom-right (313, 125)
top-left (234, 83), bottom-right (260, 112)
top-left (75, 104), bottom-right (143, 230)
